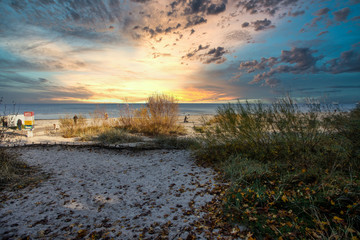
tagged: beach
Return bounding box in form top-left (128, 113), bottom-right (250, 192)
top-left (0, 114), bottom-right (238, 239)
top-left (1, 115), bottom-right (213, 145)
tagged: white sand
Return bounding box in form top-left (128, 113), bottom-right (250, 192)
top-left (0, 146), bottom-right (219, 239)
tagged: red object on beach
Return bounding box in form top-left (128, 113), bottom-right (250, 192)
top-left (24, 112), bottom-right (34, 117)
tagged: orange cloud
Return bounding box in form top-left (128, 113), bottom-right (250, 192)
top-left (170, 87), bottom-right (237, 103)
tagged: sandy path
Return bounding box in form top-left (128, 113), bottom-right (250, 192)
top-left (0, 146), bottom-right (217, 239)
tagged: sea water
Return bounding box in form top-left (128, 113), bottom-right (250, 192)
top-left (4, 103), bottom-right (357, 120)
top-left (8, 103), bottom-right (222, 120)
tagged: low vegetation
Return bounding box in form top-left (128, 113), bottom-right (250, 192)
top-left (153, 135), bottom-right (199, 149)
top-left (59, 111), bottom-right (116, 140)
top-left (0, 150), bottom-right (22, 185)
top-left (60, 94), bottom-right (185, 142)
top-left (0, 149), bottom-right (48, 192)
top-left (194, 97), bottom-right (360, 239)
top-left (119, 93), bottom-right (185, 136)
top-left (96, 128), bottom-right (142, 144)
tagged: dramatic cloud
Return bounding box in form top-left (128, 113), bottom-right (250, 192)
top-left (203, 47), bottom-right (227, 64)
top-left (280, 48), bottom-right (320, 72)
top-left (252, 18), bottom-right (275, 31)
top-left (185, 15), bottom-right (207, 28)
top-left (0, 72), bottom-right (94, 102)
top-left (325, 49), bottom-right (360, 74)
top-left (183, 0), bottom-right (227, 15)
top-left (236, 0), bottom-right (300, 16)
top-left (0, 0), bottom-right (359, 103)
top-left (239, 47), bottom-right (323, 84)
top-left (305, 6), bottom-right (351, 31)
top-left (333, 7), bottom-right (351, 22)
top-left (183, 45), bottom-right (227, 64)
top-left (289, 10), bottom-right (305, 17)
top-left (207, 2), bottom-right (227, 15)
top-left (239, 57), bottom-right (278, 73)
top-left (240, 46), bottom-right (360, 86)
top-left (314, 8), bottom-right (330, 16)
top-left (242, 22), bottom-right (250, 28)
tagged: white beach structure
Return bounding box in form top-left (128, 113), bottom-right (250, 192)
top-left (6, 114), bottom-right (25, 127)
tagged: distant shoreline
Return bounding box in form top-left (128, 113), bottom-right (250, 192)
top-left (3, 102), bottom-right (357, 120)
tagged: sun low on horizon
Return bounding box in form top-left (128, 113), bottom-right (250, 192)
top-left (0, 0), bottom-right (359, 104)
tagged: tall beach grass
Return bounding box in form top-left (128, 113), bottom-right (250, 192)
top-left (119, 93), bottom-right (185, 136)
top-left (194, 97), bottom-right (360, 239)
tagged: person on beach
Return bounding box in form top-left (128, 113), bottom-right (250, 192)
top-left (17, 119), bottom-right (22, 130)
top-left (73, 114), bottom-right (78, 125)
top-left (184, 114), bottom-right (190, 123)
top-left (104, 113), bottom-right (108, 120)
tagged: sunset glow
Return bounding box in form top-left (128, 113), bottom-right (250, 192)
top-left (0, 0), bottom-right (359, 103)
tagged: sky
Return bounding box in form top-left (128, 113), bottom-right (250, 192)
top-left (0, 0), bottom-right (359, 104)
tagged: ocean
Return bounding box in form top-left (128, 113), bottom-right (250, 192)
top-left (4, 103), bottom-right (357, 120)
top-left (9, 103), bottom-right (222, 120)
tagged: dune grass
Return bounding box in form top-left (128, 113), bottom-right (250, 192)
top-left (60, 94), bottom-right (186, 141)
top-left (0, 150), bottom-right (22, 184)
top-left (194, 98), bottom-right (360, 239)
top-left (119, 93), bottom-right (186, 136)
top-left (59, 112), bottom-right (116, 141)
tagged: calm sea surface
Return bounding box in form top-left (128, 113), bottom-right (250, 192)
top-left (6, 103), bottom-right (357, 120)
top-left (11, 103), bottom-right (222, 120)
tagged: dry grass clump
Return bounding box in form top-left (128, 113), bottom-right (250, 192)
top-left (0, 149), bottom-right (48, 191)
top-left (119, 93), bottom-right (185, 136)
top-left (59, 111), bottom-right (116, 140)
top-left (60, 94), bottom-right (185, 139)
top-left (0, 150), bottom-right (22, 184)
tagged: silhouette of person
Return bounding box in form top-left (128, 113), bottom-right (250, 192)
top-left (17, 119), bottom-right (22, 130)
top-left (184, 115), bottom-right (189, 123)
top-left (73, 115), bottom-right (78, 125)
